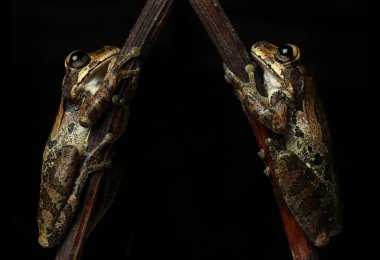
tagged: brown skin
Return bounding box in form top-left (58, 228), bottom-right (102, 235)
top-left (225, 41), bottom-right (341, 247)
top-left (38, 46), bottom-right (125, 248)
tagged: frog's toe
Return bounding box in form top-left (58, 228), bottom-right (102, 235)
top-left (263, 166), bottom-right (271, 177)
top-left (257, 148), bottom-right (265, 159)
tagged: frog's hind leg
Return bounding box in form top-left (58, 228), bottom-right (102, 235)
top-left (266, 138), bottom-right (335, 247)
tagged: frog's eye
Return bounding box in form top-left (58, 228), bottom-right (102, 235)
top-left (275, 44), bottom-right (298, 63)
top-left (65, 50), bottom-right (90, 69)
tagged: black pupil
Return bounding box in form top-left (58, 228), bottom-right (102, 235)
top-left (72, 54), bottom-right (80, 62)
top-left (68, 51), bottom-right (90, 68)
top-left (278, 45), bottom-right (294, 58)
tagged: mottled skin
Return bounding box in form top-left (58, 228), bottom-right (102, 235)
top-left (225, 41), bottom-right (341, 247)
top-left (38, 46), bottom-right (139, 247)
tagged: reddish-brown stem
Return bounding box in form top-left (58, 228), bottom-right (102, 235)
top-left (55, 0), bottom-right (174, 259)
top-left (188, 0), bottom-right (317, 259)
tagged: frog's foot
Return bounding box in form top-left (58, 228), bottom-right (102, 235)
top-left (117, 66), bottom-right (140, 92)
top-left (83, 133), bottom-right (114, 167)
top-left (87, 159), bottom-right (112, 173)
top-left (116, 47), bottom-right (141, 79)
top-left (116, 47), bottom-right (140, 68)
top-left (224, 64), bottom-right (256, 89)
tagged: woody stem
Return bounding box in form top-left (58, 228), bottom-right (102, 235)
top-left (188, 0), bottom-right (318, 259)
top-left (55, 1), bottom-right (174, 259)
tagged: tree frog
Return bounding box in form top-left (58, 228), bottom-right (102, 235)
top-left (38, 46), bottom-right (139, 247)
top-left (224, 41), bottom-right (341, 247)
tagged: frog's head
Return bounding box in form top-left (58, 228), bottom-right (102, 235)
top-left (62, 46), bottom-right (120, 100)
top-left (251, 41), bottom-right (306, 101)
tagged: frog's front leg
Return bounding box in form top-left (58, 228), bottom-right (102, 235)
top-left (79, 91), bottom-right (132, 182)
top-left (224, 64), bottom-right (288, 134)
top-left (265, 138), bottom-right (333, 247)
top-left (79, 47), bottom-right (141, 128)
top-left (80, 94), bottom-right (130, 172)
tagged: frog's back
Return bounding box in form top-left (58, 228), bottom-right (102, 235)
top-left (285, 76), bottom-right (331, 178)
top-left (284, 75), bottom-right (342, 246)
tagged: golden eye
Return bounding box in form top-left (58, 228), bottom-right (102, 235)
top-left (275, 44), bottom-right (298, 63)
top-left (65, 50), bottom-right (90, 69)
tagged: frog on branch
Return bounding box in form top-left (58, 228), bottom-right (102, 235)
top-left (224, 41), bottom-right (341, 247)
top-left (38, 46), bottom-right (140, 248)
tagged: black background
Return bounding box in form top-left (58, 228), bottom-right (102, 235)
top-left (12, 0), bottom-right (368, 259)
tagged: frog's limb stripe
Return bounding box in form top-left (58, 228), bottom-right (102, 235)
top-left (79, 47), bottom-right (141, 128)
top-left (267, 145), bottom-right (339, 247)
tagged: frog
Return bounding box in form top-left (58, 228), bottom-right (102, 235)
top-left (224, 41), bottom-right (341, 247)
top-left (38, 46), bottom-right (139, 248)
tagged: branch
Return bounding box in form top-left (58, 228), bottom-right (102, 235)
top-left (188, 0), bottom-right (317, 259)
top-left (55, 1), bottom-right (174, 259)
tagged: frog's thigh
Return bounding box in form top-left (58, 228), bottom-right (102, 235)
top-left (270, 149), bottom-right (331, 246)
top-left (270, 149), bottom-right (311, 199)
